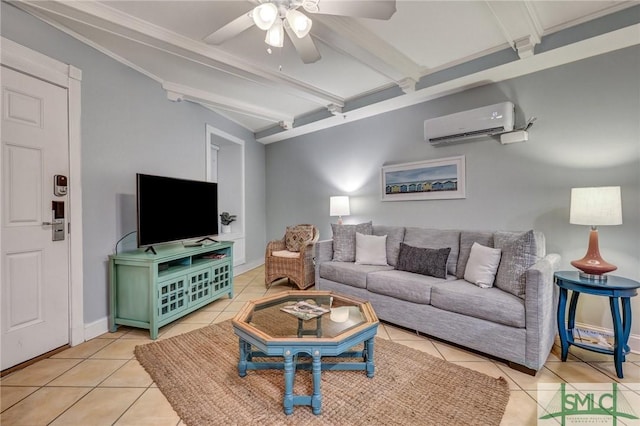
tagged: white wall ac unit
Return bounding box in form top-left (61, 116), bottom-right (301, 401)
top-left (424, 102), bottom-right (515, 146)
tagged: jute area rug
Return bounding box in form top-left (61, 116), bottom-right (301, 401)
top-left (135, 320), bottom-right (509, 426)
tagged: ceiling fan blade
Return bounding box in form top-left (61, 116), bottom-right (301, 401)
top-left (285, 26), bottom-right (321, 64)
top-left (305, 0), bottom-right (396, 20)
top-left (204, 13), bottom-right (254, 45)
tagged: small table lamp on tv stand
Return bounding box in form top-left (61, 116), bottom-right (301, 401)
top-left (569, 186), bottom-right (622, 282)
top-left (330, 196), bottom-right (350, 225)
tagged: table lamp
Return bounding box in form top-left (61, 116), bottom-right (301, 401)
top-left (569, 186), bottom-right (622, 281)
top-left (329, 196), bottom-right (350, 225)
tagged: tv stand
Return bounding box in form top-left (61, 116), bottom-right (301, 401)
top-left (196, 236), bottom-right (218, 244)
top-left (144, 246), bottom-right (157, 255)
top-left (109, 241), bottom-right (234, 339)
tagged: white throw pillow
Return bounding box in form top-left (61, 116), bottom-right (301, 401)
top-left (464, 242), bottom-right (502, 288)
top-left (355, 232), bottom-right (388, 266)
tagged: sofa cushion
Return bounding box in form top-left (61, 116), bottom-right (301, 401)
top-left (367, 270), bottom-right (451, 304)
top-left (403, 228), bottom-right (460, 276)
top-left (431, 280), bottom-right (526, 328)
top-left (355, 233), bottom-right (388, 266)
top-left (285, 224), bottom-right (314, 252)
top-left (464, 242), bottom-right (502, 288)
top-left (373, 225), bottom-right (405, 267)
top-left (494, 230), bottom-right (545, 298)
top-left (396, 243), bottom-right (451, 279)
top-left (331, 222), bottom-right (373, 262)
top-left (319, 261), bottom-right (392, 289)
top-left (456, 231), bottom-right (494, 279)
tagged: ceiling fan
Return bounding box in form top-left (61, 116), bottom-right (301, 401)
top-left (204, 0), bottom-right (397, 64)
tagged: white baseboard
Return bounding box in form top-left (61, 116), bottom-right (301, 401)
top-left (84, 316), bottom-right (109, 342)
top-left (233, 259), bottom-right (264, 276)
top-left (575, 321), bottom-right (639, 354)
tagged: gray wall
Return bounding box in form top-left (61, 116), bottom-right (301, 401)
top-left (1, 3), bottom-right (267, 325)
top-left (266, 46), bottom-right (640, 334)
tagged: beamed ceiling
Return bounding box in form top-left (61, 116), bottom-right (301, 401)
top-left (6, 0), bottom-right (640, 143)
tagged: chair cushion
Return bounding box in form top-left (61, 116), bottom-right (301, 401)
top-left (367, 270), bottom-right (451, 304)
top-left (395, 243), bottom-right (450, 279)
top-left (494, 230), bottom-right (545, 298)
top-left (272, 250), bottom-right (300, 259)
top-left (431, 280), bottom-right (525, 328)
top-left (464, 242), bottom-right (502, 288)
top-left (285, 224), bottom-right (314, 252)
top-left (331, 222), bottom-right (373, 262)
top-left (319, 261), bottom-right (392, 289)
top-left (355, 233), bottom-right (388, 266)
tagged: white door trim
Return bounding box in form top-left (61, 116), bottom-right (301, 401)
top-left (1, 37), bottom-right (84, 346)
top-left (205, 124), bottom-right (246, 266)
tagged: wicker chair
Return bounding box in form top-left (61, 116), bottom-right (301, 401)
top-left (265, 224), bottom-right (319, 290)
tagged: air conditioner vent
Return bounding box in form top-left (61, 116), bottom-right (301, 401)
top-left (424, 102), bottom-right (515, 146)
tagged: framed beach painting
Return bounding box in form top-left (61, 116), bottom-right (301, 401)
top-left (381, 155), bottom-right (465, 201)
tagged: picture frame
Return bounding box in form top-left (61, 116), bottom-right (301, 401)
top-left (381, 155), bottom-right (465, 201)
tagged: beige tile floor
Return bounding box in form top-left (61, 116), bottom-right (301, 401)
top-left (2, 265), bottom-right (639, 425)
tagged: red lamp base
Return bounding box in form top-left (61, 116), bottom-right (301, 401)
top-left (571, 228), bottom-right (617, 282)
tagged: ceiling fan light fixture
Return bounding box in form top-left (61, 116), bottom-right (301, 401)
top-left (253, 3), bottom-right (278, 30)
top-left (265, 18), bottom-right (284, 47)
top-left (286, 9), bottom-right (312, 38)
top-left (302, 0), bottom-right (319, 13)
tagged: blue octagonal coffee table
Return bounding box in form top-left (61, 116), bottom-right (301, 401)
top-left (232, 290), bottom-right (379, 415)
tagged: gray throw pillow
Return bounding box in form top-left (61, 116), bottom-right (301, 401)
top-left (494, 230), bottom-right (543, 298)
top-left (395, 243), bottom-right (451, 279)
top-left (332, 222), bottom-right (373, 262)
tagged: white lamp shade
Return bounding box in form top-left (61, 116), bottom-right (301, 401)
top-left (570, 186), bottom-right (622, 226)
top-left (253, 3), bottom-right (278, 30)
top-left (329, 196), bottom-right (350, 217)
top-left (265, 19), bottom-right (284, 47)
top-left (285, 9), bottom-right (312, 38)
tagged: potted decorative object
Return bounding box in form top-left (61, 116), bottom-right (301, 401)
top-left (219, 211), bottom-right (237, 234)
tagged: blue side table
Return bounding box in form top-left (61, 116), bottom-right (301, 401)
top-left (555, 271), bottom-right (640, 378)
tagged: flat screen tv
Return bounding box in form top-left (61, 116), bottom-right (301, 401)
top-left (136, 173), bottom-right (218, 248)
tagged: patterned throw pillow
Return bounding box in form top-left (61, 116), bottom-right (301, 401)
top-left (494, 230), bottom-right (543, 298)
top-left (285, 224), bottom-right (314, 252)
top-left (331, 222), bottom-right (373, 262)
top-left (395, 243), bottom-right (451, 279)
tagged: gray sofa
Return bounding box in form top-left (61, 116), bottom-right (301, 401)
top-left (315, 225), bottom-right (561, 374)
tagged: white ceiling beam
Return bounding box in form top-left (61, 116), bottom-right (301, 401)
top-left (14, 0), bottom-right (344, 108)
top-left (258, 23), bottom-right (640, 143)
top-left (485, 1), bottom-right (544, 59)
top-left (311, 15), bottom-right (421, 87)
top-left (163, 82), bottom-right (294, 123)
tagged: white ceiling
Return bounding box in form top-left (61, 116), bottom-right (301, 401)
top-left (8, 0), bottom-right (640, 143)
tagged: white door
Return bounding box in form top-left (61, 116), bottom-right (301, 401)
top-left (1, 66), bottom-right (70, 370)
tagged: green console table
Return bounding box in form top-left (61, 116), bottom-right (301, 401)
top-left (109, 241), bottom-right (233, 339)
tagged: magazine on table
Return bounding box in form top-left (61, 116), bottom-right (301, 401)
top-left (281, 301), bottom-right (330, 320)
